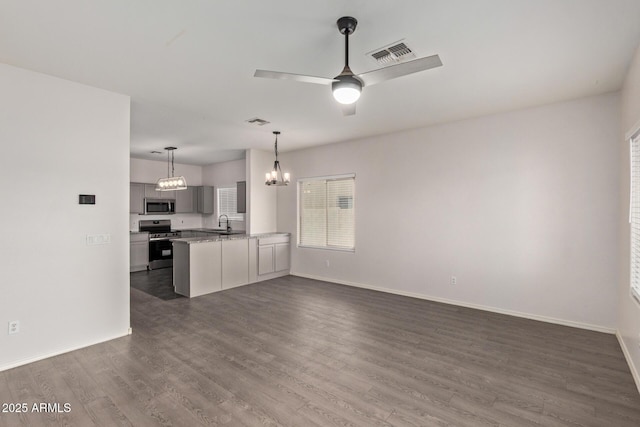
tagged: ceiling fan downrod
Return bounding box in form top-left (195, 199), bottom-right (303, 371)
top-left (333, 16), bottom-right (362, 104)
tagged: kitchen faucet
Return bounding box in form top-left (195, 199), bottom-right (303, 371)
top-left (218, 214), bottom-right (231, 232)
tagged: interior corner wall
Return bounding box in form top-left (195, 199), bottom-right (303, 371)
top-left (246, 149), bottom-right (277, 234)
top-left (278, 92), bottom-right (620, 331)
top-left (618, 41), bottom-right (640, 389)
top-left (0, 63), bottom-right (131, 371)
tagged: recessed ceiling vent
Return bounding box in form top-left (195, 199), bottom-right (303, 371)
top-left (367, 40), bottom-right (416, 65)
top-left (246, 117), bottom-right (270, 126)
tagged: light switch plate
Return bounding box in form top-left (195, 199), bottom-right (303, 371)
top-left (86, 234), bottom-right (111, 245)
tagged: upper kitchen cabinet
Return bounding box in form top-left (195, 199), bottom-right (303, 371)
top-left (197, 186), bottom-right (214, 214)
top-left (130, 183), bottom-right (145, 214)
top-left (237, 181), bottom-right (246, 214)
top-left (144, 184), bottom-right (175, 200)
top-left (175, 186), bottom-right (196, 213)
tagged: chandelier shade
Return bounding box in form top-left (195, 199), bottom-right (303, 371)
top-left (265, 131), bottom-right (290, 186)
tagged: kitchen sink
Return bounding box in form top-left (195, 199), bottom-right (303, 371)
top-left (209, 230), bottom-right (245, 236)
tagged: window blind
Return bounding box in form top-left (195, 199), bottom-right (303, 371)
top-left (217, 187), bottom-right (244, 222)
top-left (299, 175), bottom-right (355, 250)
top-left (631, 135), bottom-right (640, 302)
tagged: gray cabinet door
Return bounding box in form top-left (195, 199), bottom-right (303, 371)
top-left (197, 186), bottom-right (214, 214)
top-left (175, 187), bottom-right (195, 213)
top-left (237, 181), bottom-right (246, 214)
top-left (275, 243), bottom-right (290, 272)
top-left (258, 245), bottom-right (275, 275)
top-left (130, 183), bottom-right (145, 214)
top-left (144, 184), bottom-right (175, 200)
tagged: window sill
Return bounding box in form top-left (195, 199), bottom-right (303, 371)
top-left (298, 245), bottom-right (355, 253)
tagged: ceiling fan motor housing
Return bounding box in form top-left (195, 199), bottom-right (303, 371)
top-left (337, 16), bottom-right (358, 34)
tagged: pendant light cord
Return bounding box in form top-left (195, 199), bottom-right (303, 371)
top-left (171, 150), bottom-right (175, 178)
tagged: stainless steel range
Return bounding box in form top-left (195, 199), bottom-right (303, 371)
top-left (139, 219), bottom-right (180, 270)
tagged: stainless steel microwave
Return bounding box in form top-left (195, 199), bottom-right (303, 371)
top-left (144, 198), bottom-right (175, 215)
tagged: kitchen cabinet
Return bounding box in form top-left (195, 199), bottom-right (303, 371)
top-left (175, 186), bottom-right (195, 213)
top-left (144, 184), bottom-right (175, 200)
top-left (257, 235), bottom-right (290, 276)
top-left (174, 238), bottom-right (249, 297)
top-left (275, 242), bottom-right (290, 272)
top-left (130, 183), bottom-right (145, 214)
top-left (173, 240), bottom-right (222, 297)
top-left (237, 181), bottom-right (246, 214)
top-left (196, 186), bottom-right (214, 214)
top-left (258, 245), bottom-right (275, 275)
top-left (222, 239), bottom-right (249, 289)
top-left (130, 232), bottom-right (149, 272)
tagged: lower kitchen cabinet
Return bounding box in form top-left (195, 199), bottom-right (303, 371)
top-left (275, 242), bottom-right (290, 271)
top-left (258, 245), bottom-right (275, 275)
top-left (174, 240), bottom-right (222, 297)
top-left (130, 232), bottom-right (149, 272)
top-left (257, 235), bottom-right (290, 276)
top-left (174, 238), bottom-right (251, 297)
top-left (173, 233), bottom-right (290, 298)
top-left (222, 239), bottom-right (249, 289)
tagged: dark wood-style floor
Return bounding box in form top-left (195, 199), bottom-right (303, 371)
top-left (2, 274), bottom-right (640, 426)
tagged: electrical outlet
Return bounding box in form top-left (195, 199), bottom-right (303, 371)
top-left (450, 276), bottom-right (457, 285)
top-left (8, 320), bottom-right (19, 335)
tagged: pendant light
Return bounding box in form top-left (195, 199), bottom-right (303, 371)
top-left (265, 131), bottom-right (290, 186)
top-left (155, 147), bottom-right (187, 191)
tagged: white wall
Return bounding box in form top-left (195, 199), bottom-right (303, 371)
top-left (619, 42), bottom-right (640, 390)
top-left (130, 157), bottom-right (203, 185)
top-left (129, 157), bottom-right (204, 230)
top-left (246, 149), bottom-right (277, 234)
top-left (202, 158), bottom-right (246, 229)
top-left (0, 63), bottom-right (130, 370)
top-left (278, 93), bottom-right (620, 331)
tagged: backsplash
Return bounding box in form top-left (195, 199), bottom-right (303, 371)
top-left (130, 213), bottom-right (206, 231)
top-left (130, 213), bottom-right (246, 232)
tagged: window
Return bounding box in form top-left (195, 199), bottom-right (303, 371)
top-left (217, 186), bottom-right (244, 221)
top-left (299, 174), bottom-right (355, 251)
top-left (631, 134), bottom-right (640, 303)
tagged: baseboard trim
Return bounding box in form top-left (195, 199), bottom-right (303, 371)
top-left (0, 329), bottom-right (131, 372)
top-left (616, 331), bottom-right (640, 395)
top-left (291, 272), bottom-right (616, 334)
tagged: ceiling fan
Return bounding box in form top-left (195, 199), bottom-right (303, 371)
top-left (254, 16), bottom-right (442, 116)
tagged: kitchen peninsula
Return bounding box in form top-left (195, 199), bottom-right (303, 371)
top-left (172, 232), bottom-right (290, 298)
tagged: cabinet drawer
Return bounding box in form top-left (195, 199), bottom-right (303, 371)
top-left (257, 235), bottom-right (290, 246)
top-left (130, 232), bottom-right (149, 243)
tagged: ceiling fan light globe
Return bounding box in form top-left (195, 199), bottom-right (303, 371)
top-left (333, 87), bottom-right (361, 104)
top-left (332, 75), bottom-right (362, 105)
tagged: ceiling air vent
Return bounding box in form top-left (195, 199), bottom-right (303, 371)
top-left (367, 40), bottom-right (416, 65)
top-left (245, 117), bottom-right (270, 126)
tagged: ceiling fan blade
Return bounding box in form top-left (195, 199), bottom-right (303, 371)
top-left (254, 69), bottom-right (337, 85)
top-left (357, 54), bottom-right (442, 87)
top-left (341, 103), bottom-right (356, 116)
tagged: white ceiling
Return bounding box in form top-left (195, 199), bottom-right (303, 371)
top-left (2, 0), bottom-right (640, 165)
